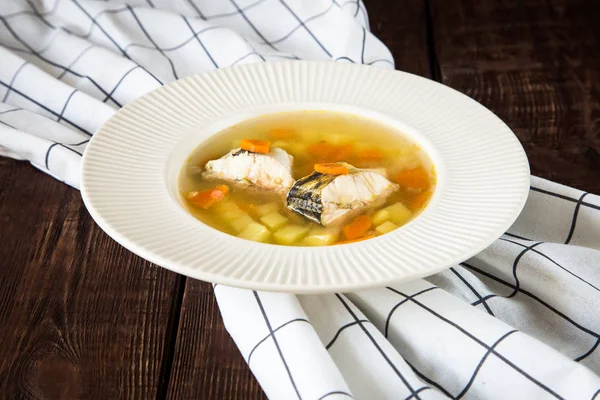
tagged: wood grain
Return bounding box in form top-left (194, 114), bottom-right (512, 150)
top-left (430, 0), bottom-right (600, 193)
top-left (0, 159), bottom-right (181, 399)
top-left (165, 282), bottom-right (265, 400)
top-left (365, 0), bottom-right (431, 77)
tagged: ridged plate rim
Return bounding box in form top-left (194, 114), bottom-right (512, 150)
top-left (81, 61), bottom-right (530, 294)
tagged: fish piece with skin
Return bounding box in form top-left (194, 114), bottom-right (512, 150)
top-left (287, 163), bottom-right (398, 226)
top-left (203, 147), bottom-right (294, 194)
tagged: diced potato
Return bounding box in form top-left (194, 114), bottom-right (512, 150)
top-left (254, 202), bottom-right (279, 217)
top-left (386, 202), bottom-right (412, 225)
top-left (301, 129), bottom-right (321, 143)
top-left (273, 224), bottom-right (309, 245)
top-left (372, 208), bottom-right (391, 226)
top-left (302, 227), bottom-right (339, 246)
top-left (326, 132), bottom-right (350, 146)
top-left (286, 211), bottom-right (306, 225)
top-left (271, 140), bottom-right (290, 150)
top-left (238, 222), bottom-right (271, 242)
top-left (375, 221), bottom-right (398, 235)
top-left (230, 213), bottom-right (255, 233)
top-left (220, 207), bottom-right (246, 222)
top-left (215, 201), bottom-right (240, 213)
top-left (390, 156), bottom-right (419, 173)
top-left (284, 142), bottom-right (306, 157)
top-left (260, 211), bottom-right (289, 231)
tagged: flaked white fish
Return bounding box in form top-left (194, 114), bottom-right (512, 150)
top-left (203, 147), bottom-right (294, 194)
top-left (287, 163), bottom-right (398, 226)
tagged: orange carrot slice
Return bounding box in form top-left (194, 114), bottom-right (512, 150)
top-left (270, 128), bottom-right (294, 140)
top-left (238, 201), bottom-right (256, 213)
top-left (314, 163), bottom-right (350, 175)
top-left (343, 215), bottom-right (372, 240)
top-left (187, 185), bottom-right (229, 209)
top-left (307, 141), bottom-right (337, 160)
top-left (357, 148), bottom-right (384, 161)
top-left (308, 142), bottom-right (354, 162)
top-left (337, 235), bottom-right (376, 245)
top-left (394, 167), bottom-right (430, 190)
top-left (410, 192), bottom-right (431, 211)
top-left (329, 144), bottom-right (353, 161)
top-left (241, 139), bottom-right (271, 154)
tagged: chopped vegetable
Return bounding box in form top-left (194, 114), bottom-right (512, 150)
top-left (330, 144), bottom-right (353, 161)
top-left (357, 148), bottom-right (384, 161)
top-left (273, 224), bottom-right (309, 245)
top-left (238, 202), bottom-right (256, 213)
top-left (214, 200), bottom-right (240, 213)
top-left (327, 133), bottom-right (350, 145)
top-left (411, 192), bottom-right (431, 211)
top-left (241, 139), bottom-right (271, 154)
top-left (307, 141), bottom-right (336, 160)
top-left (187, 185), bottom-right (229, 209)
top-left (394, 167), bottom-right (430, 190)
top-left (271, 140), bottom-right (290, 151)
top-left (372, 208), bottom-right (391, 226)
top-left (375, 221), bottom-right (398, 235)
top-left (254, 202), bottom-right (280, 217)
top-left (238, 222), bottom-right (271, 242)
top-left (343, 215), bottom-right (372, 240)
top-left (182, 111), bottom-right (436, 247)
top-left (260, 212), bottom-right (289, 231)
top-left (314, 163), bottom-right (350, 175)
top-left (230, 213), bottom-right (255, 233)
top-left (286, 211), bottom-right (306, 225)
top-left (221, 207), bottom-right (246, 222)
top-left (270, 128), bottom-right (294, 140)
top-left (302, 227), bottom-right (339, 246)
top-left (337, 235), bottom-right (376, 245)
top-left (386, 202), bottom-right (412, 225)
top-left (307, 141), bottom-right (353, 162)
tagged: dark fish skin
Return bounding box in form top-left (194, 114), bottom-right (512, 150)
top-left (286, 171), bottom-right (337, 224)
top-left (231, 149), bottom-right (250, 157)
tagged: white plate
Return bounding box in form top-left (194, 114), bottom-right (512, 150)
top-left (81, 61), bottom-right (529, 294)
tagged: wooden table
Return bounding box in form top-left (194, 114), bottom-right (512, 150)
top-left (1, 0), bottom-right (598, 398)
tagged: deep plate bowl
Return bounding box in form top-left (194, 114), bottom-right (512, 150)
top-left (81, 61), bottom-right (530, 294)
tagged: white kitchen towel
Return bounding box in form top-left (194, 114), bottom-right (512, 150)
top-left (1, 1), bottom-right (599, 399)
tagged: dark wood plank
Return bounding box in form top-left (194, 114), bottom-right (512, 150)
top-left (0, 158), bottom-right (182, 399)
top-left (165, 282), bottom-right (265, 400)
top-left (430, 0), bottom-right (600, 193)
top-left (366, 0), bottom-right (431, 76)
top-left (163, 1), bottom-right (432, 399)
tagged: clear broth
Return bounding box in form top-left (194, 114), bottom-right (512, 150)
top-left (179, 111), bottom-right (435, 246)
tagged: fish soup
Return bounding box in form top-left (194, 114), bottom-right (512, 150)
top-left (179, 111), bottom-right (435, 246)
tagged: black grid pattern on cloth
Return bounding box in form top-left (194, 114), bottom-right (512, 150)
top-left (335, 293), bottom-right (428, 400)
top-left (385, 286), bottom-right (565, 399)
top-left (317, 391), bottom-right (353, 400)
top-left (246, 317), bottom-right (310, 365)
top-left (458, 184), bottom-right (600, 365)
top-left (214, 284), bottom-right (356, 398)
top-left (384, 286), bottom-right (438, 337)
top-left (1, 0), bottom-right (379, 82)
top-left (253, 291), bottom-right (303, 399)
top-left (463, 260), bottom-right (600, 363)
top-left (449, 267), bottom-right (495, 316)
top-left (497, 237), bottom-right (600, 293)
top-left (1, 0), bottom-right (389, 180)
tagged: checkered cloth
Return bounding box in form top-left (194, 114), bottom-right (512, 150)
top-left (1, 1), bottom-right (599, 399)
